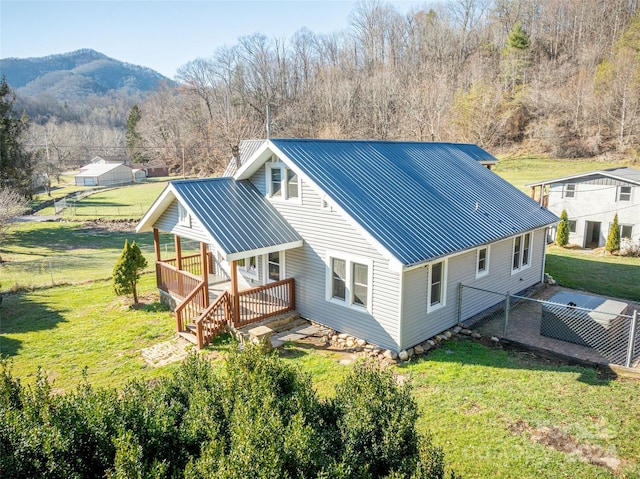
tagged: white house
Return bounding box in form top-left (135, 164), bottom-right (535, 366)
top-left (75, 163), bottom-right (144, 186)
top-left (528, 168), bottom-right (640, 249)
top-left (137, 139), bottom-right (558, 351)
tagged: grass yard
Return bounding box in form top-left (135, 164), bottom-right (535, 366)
top-left (37, 180), bottom-right (170, 218)
top-left (545, 245), bottom-right (640, 301)
top-left (0, 275), bottom-right (181, 391)
top-left (2, 276), bottom-right (638, 478)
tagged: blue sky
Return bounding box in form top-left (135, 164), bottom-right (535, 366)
top-left (1, 0), bottom-right (426, 79)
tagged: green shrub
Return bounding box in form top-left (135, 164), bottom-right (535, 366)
top-left (556, 209), bottom-right (569, 247)
top-left (112, 239), bottom-right (147, 303)
top-left (0, 347), bottom-right (459, 479)
top-left (606, 213), bottom-right (620, 252)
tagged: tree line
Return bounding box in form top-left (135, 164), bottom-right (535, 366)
top-left (14, 0), bottom-right (640, 179)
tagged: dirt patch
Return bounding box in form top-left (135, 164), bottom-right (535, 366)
top-left (509, 419), bottom-right (623, 473)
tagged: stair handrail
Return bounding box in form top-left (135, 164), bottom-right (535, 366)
top-left (194, 291), bottom-right (232, 348)
top-left (174, 281), bottom-right (206, 332)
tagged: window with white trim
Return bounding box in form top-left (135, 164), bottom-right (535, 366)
top-left (512, 232), bottom-right (533, 273)
top-left (568, 220), bottom-right (577, 233)
top-left (476, 246), bottom-right (489, 278)
top-left (620, 224), bottom-right (633, 239)
top-left (618, 186), bottom-right (632, 202)
top-left (177, 203), bottom-right (191, 227)
top-left (563, 184), bottom-right (576, 198)
top-left (267, 251), bottom-right (281, 282)
top-left (428, 260), bottom-right (447, 312)
top-left (326, 253), bottom-right (372, 311)
top-left (237, 256), bottom-right (257, 276)
top-left (266, 162), bottom-right (300, 201)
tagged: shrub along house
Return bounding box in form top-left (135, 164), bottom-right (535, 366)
top-left (136, 139), bottom-right (558, 351)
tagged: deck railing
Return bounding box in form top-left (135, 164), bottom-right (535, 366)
top-left (175, 282), bottom-right (207, 332)
top-left (156, 261), bottom-right (202, 298)
top-left (235, 278), bottom-right (295, 328)
top-left (162, 252), bottom-right (214, 278)
top-left (195, 291), bottom-right (232, 348)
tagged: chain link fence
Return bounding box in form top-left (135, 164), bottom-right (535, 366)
top-left (1, 241), bottom-right (200, 292)
top-left (459, 284), bottom-right (640, 368)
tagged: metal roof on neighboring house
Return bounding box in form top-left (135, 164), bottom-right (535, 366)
top-left (222, 139), bottom-right (265, 177)
top-left (269, 139), bottom-right (559, 267)
top-left (75, 162), bottom-right (131, 177)
top-left (526, 167), bottom-right (640, 187)
top-left (171, 178), bottom-right (303, 257)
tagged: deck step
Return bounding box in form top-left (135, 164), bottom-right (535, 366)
top-left (177, 330), bottom-right (198, 345)
top-left (185, 323), bottom-right (197, 332)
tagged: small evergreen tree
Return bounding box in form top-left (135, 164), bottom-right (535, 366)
top-left (606, 213), bottom-right (621, 253)
top-left (112, 240), bottom-right (147, 304)
top-left (556, 209), bottom-right (570, 247)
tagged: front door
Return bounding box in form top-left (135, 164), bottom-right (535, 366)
top-left (585, 221), bottom-right (601, 248)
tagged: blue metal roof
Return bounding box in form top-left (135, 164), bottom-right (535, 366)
top-left (172, 178), bottom-right (302, 256)
top-left (270, 139), bottom-right (559, 266)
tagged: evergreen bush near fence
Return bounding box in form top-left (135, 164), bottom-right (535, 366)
top-left (0, 347), bottom-right (460, 479)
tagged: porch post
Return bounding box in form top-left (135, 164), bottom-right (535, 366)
top-left (229, 260), bottom-right (240, 326)
top-left (200, 242), bottom-right (210, 307)
top-left (153, 228), bottom-right (161, 262)
top-left (174, 235), bottom-right (182, 270)
top-left (153, 228), bottom-right (161, 289)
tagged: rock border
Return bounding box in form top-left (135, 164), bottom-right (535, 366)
top-left (320, 324), bottom-right (495, 365)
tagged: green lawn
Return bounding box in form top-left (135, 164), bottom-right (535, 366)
top-left (0, 221), bottom-right (196, 292)
top-left (2, 278), bottom-right (638, 477)
top-left (545, 245), bottom-right (640, 301)
top-left (37, 180), bottom-right (170, 218)
top-left (0, 275), bottom-right (180, 391)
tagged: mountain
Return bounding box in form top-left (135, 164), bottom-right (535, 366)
top-left (0, 49), bottom-right (174, 101)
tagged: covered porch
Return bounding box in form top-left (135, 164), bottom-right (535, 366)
top-left (151, 228), bottom-right (298, 348)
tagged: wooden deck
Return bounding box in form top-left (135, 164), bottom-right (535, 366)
top-left (156, 257), bottom-right (296, 348)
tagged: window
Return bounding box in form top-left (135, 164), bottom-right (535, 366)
top-left (512, 232), bottom-right (533, 273)
top-left (237, 256), bottom-right (257, 276)
top-left (268, 251), bottom-right (281, 282)
top-left (267, 162), bottom-right (300, 201)
top-left (287, 169), bottom-right (299, 199)
top-left (177, 203), bottom-right (191, 227)
top-left (352, 263), bottom-right (369, 307)
top-left (476, 246), bottom-right (489, 278)
top-left (568, 220), bottom-right (577, 233)
top-left (620, 224), bottom-right (633, 239)
top-left (618, 186), bottom-right (632, 202)
top-left (331, 258), bottom-right (346, 301)
top-left (563, 184), bottom-right (576, 198)
top-left (428, 260), bottom-right (447, 311)
top-left (326, 253), bottom-right (372, 311)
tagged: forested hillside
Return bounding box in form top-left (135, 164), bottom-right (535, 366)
top-left (17, 1), bottom-right (640, 177)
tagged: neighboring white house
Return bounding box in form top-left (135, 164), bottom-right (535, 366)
top-left (75, 163), bottom-right (144, 186)
top-left (528, 168), bottom-right (640, 249)
top-left (137, 139), bottom-right (558, 352)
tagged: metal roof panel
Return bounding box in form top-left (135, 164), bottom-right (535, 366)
top-left (270, 139), bottom-right (558, 266)
top-left (172, 178), bottom-right (302, 255)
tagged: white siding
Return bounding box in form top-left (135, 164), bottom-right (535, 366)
top-left (250, 165), bottom-right (403, 351)
top-left (548, 179), bottom-right (640, 247)
top-left (155, 200), bottom-right (211, 244)
top-left (400, 227), bottom-right (547, 349)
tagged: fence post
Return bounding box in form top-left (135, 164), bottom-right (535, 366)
top-left (625, 310), bottom-right (638, 368)
top-left (503, 292), bottom-right (510, 338)
top-left (457, 283), bottom-right (463, 326)
top-left (48, 257), bottom-right (54, 286)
